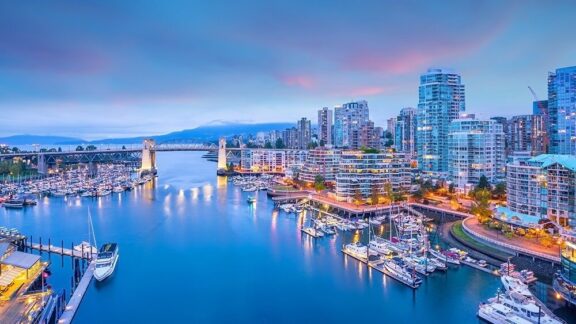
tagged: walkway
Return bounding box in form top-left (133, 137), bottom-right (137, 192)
top-left (462, 217), bottom-right (560, 263)
top-left (58, 260), bottom-right (95, 323)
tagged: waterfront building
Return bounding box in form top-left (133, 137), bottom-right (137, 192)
top-left (447, 118), bottom-right (505, 190)
top-left (498, 154), bottom-right (576, 231)
top-left (394, 107), bottom-right (417, 157)
top-left (359, 120), bottom-right (379, 149)
top-left (417, 69), bottom-right (465, 175)
top-left (490, 117), bottom-right (509, 155)
top-left (240, 149), bottom-right (308, 173)
top-left (282, 127), bottom-right (299, 149)
top-left (318, 107), bottom-right (333, 146)
top-left (508, 114), bottom-right (547, 156)
top-left (334, 100), bottom-right (370, 148)
top-left (548, 66), bottom-right (576, 154)
top-left (297, 117), bottom-right (312, 150)
top-left (300, 148), bottom-right (341, 184)
top-left (555, 241), bottom-right (576, 306)
top-left (335, 151), bottom-right (411, 202)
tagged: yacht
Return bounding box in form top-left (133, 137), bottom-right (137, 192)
top-left (429, 248), bottom-right (460, 265)
top-left (301, 227), bottom-right (324, 238)
top-left (93, 243), bottom-right (119, 281)
top-left (501, 275), bottom-right (533, 298)
top-left (477, 302), bottom-right (532, 324)
top-left (487, 291), bottom-right (564, 324)
top-left (368, 238), bottom-right (393, 255)
top-left (383, 258), bottom-right (422, 288)
top-left (342, 242), bottom-right (368, 262)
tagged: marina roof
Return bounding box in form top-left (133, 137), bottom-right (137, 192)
top-left (529, 154), bottom-right (576, 172)
top-left (1, 251), bottom-right (40, 269)
top-left (495, 206), bottom-right (543, 228)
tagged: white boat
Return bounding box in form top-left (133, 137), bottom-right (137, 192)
top-left (477, 302), bottom-right (532, 324)
top-left (501, 275), bottom-right (533, 298)
top-left (429, 248), bottom-right (460, 265)
top-left (487, 290), bottom-right (564, 324)
top-left (382, 258), bottom-right (422, 288)
top-left (98, 189), bottom-right (112, 197)
top-left (247, 196), bottom-right (256, 204)
top-left (74, 241), bottom-right (98, 256)
top-left (342, 243), bottom-right (368, 262)
top-left (301, 227), bottom-right (324, 238)
top-left (368, 238), bottom-right (393, 255)
top-left (427, 257), bottom-right (447, 271)
top-left (3, 199), bottom-right (24, 209)
top-left (112, 186), bottom-right (124, 193)
top-left (93, 242), bottom-right (119, 281)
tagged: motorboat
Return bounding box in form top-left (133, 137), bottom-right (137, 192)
top-left (93, 243), bottom-right (119, 281)
top-left (368, 238), bottom-right (393, 255)
top-left (487, 290), bottom-right (563, 324)
top-left (382, 258), bottom-right (422, 288)
top-left (501, 275), bottom-right (533, 298)
top-left (3, 199), bottom-right (24, 209)
top-left (477, 301), bottom-right (532, 324)
top-left (301, 227), bottom-right (324, 238)
top-left (429, 248), bottom-right (460, 265)
top-left (342, 242), bottom-right (368, 262)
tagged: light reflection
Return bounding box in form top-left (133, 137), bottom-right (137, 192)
top-left (271, 209), bottom-right (278, 234)
top-left (177, 189), bottom-right (185, 206)
top-left (190, 187), bottom-right (199, 201)
top-left (203, 183), bottom-right (213, 202)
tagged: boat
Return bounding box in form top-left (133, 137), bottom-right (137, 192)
top-left (342, 242), bottom-right (368, 262)
top-left (517, 269), bottom-right (537, 284)
top-left (3, 199), bottom-right (24, 209)
top-left (93, 242), bottom-right (119, 281)
top-left (478, 260), bottom-right (488, 268)
top-left (301, 227), bottom-right (324, 238)
top-left (429, 248), bottom-right (460, 265)
top-left (74, 241), bottom-right (98, 256)
top-left (477, 301), bottom-right (532, 324)
top-left (368, 238), bottom-right (393, 255)
top-left (427, 257), bottom-right (447, 271)
top-left (382, 258), bottom-right (422, 288)
top-left (501, 275), bottom-right (533, 298)
top-left (487, 290), bottom-right (564, 324)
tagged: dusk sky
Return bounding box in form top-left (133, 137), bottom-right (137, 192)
top-left (1, 1), bottom-right (575, 139)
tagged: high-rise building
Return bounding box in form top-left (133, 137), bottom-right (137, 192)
top-left (317, 107), bottom-right (333, 147)
top-left (548, 66), bottom-right (576, 154)
top-left (359, 120), bottom-right (379, 149)
top-left (297, 117), bottom-right (312, 150)
top-left (508, 115), bottom-right (547, 156)
top-left (334, 100), bottom-right (369, 149)
top-left (386, 117), bottom-right (396, 140)
top-left (417, 69), bottom-right (465, 174)
top-left (448, 118), bottom-right (505, 190)
top-left (394, 107), bottom-right (417, 157)
top-left (282, 127), bottom-right (298, 149)
top-left (300, 148), bottom-right (341, 184)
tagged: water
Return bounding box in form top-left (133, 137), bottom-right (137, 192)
top-left (1, 152), bottom-right (505, 323)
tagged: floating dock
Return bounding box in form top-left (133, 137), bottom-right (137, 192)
top-left (26, 242), bottom-right (95, 259)
top-left (57, 260), bottom-right (95, 323)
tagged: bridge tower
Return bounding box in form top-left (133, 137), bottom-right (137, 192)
top-left (217, 137), bottom-right (227, 171)
top-left (37, 154), bottom-right (48, 174)
top-left (140, 139), bottom-right (157, 177)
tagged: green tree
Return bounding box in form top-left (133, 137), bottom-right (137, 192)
top-left (264, 141), bottom-right (273, 149)
top-left (11, 147), bottom-right (19, 153)
top-left (383, 181), bottom-right (393, 204)
top-left (307, 142), bottom-right (318, 149)
top-left (314, 175), bottom-right (326, 192)
top-left (86, 145), bottom-right (97, 151)
top-left (477, 175), bottom-right (490, 191)
top-left (370, 184), bottom-right (380, 205)
top-left (58, 147), bottom-right (62, 152)
top-left (275, 138), bottom-right (285, 149)
top-left (470, 189), bottom-right (492, 223)
top-left (319, 139), bottom-right (325, 147)
top-left (493, 182), bottom-right (506, 200)
top-left (353, 188), bottom-right (363, 205)
top-left (75, 145), bottom-right (84, 151)
top-left (448, 183), bottom-right (455, 194)
top-left (9, 161), bottom-right (23, 176)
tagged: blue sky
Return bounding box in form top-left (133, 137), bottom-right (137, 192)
top-left (0, 0), bottom-right (575, 139)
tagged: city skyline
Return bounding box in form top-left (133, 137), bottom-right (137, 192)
top-left (1, 1), bottom-right (576, 139)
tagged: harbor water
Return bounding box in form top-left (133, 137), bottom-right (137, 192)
top-left (2, 152), bottom-right (508, 323)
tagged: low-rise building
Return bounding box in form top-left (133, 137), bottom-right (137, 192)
top-left (300, 148), bottom-right (341, 184)
top-left (239, 149), bottom-right (308, 174)
top-left (335, 151), bottom-right (411, 202)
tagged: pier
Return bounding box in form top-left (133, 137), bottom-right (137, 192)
top-left (58, 260), bottom-right (95, 324)
top-left (26, 241), bottom-right (95, 260)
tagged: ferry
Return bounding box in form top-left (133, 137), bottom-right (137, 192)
top-left (94, 243), bottom-right (119, 281)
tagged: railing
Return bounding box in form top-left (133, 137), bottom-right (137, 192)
top-left (461, 217), bottom-right (560, 263)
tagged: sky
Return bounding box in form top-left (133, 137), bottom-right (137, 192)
top-left (1, 0), bottom-right (575, 140)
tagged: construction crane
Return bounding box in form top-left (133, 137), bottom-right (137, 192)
top-left (528, 86), bottom-right (548, 116)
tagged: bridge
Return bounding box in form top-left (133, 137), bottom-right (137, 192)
top-left (0, 140), bottom-right (225, 176)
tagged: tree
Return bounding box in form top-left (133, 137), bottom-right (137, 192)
top-left (264, 141), bottom-right (273, 149)
top-left (448, 183), bottom-right (455, 194)
top-left (477, 175), bottom-right (490, 191)
top-left (275, 138), bottom-right (285, 149)
top-left (8, 161), bottom-right (23, 176)
top-left (319, 139), bottom-right (325, 147)
top-left (383, 181), bottom-right (393, 204)
top-left (353, 188), bottom-right (363, 205)
top-left (75, 145), bottom-right (84, 151)
top-left (314, 175), bottom-right (326, 192)
top-left (58, 147), bottom-right (62, 152)
top-left (226, 162), bottom-right (234, 172)
top-left (121, 145), bottom-right (126, 150)
top-left (11, 147), bottom-right (19, 153)
top-left (470, 189), bottom-right (492, 223)
top-left (86, 145), bottom-right (97, 151)
top-left (370, 184), bottom-right (380, 205)
top-left (493, 182), bottom-right (506, 200)
top-left (307, 142), bottom-right (318, 149)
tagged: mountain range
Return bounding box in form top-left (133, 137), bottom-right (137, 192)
top-left (0, 123), bottom-right (295, 145)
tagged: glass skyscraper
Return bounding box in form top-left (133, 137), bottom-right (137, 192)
top-left (548, 66), bottom-right (576, 154)
top-left (334, 100), bottom-right (369, 149)
top-left (416, 69), bottom-right (465, 174)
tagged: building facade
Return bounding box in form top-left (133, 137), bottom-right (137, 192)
top-left (297, 117), bottom-right (312, 150)
top-left (299, 148), bottom-right (341, 184)
top-left (240, 149), bottom-right (308, 173)
top-left (394, 107), bottom-right (417, 157)
top-left (318, 107), bottom-right (333, 146)
top-left (447, 118), bottom-right (505, 190)
top-left (417, 69), bottom-right (465, 174)
top-left (502, 154), bottom-right (576, 230)
top-left (335, 151), bottom-right (411, 202)
top-left (334, 100), bottom-right (370, 149)
top-left (508, 114), bottom-right (547, 156)
top-left (548, 66), bottom-right (576, 155)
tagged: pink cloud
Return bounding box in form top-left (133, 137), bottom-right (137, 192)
top-left (346, 86), bottom-right (391, 96)
top-left (279, 75), bottom-right (315, 89)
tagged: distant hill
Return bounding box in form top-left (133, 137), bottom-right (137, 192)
top-left (0, 135), bottom-right (84, 146)
top-left (1, 123), bottom-right (295, 145)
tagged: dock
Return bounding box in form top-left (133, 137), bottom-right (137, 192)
top-left (26, 242), bottom-right (95, 259)
top-left (58, 260), bottom-right (95, 323)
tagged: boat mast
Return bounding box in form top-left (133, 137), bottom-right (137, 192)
top-left (88, 209), bottom-right (98, 248)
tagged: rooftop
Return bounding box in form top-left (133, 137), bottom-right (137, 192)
top-left (528, 154), bottom-right (576, 172)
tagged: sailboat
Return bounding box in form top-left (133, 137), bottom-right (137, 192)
top-left (74, 210), bottom-right (98, 258)
top-left (88, 209), bottom-right (120, 281)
